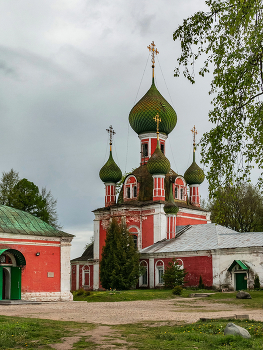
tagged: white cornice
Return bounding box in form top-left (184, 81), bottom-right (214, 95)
top-left (138, 133), bottom-right (168, 140)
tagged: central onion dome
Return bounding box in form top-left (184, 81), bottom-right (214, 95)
top-left (147, 140), bottom-right (170, 175)
top-left (99, 151), bottom-right (122, 183)
top-left (129, 78), bottom-right (177, 135)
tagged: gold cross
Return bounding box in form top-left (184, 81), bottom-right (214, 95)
top-left (147, 41), bottom-right (159, 78)
top-left (106, 125), bottom-right (116, 149)
top-left (153, 114), bottom-right (161, 139)
top-left (191, 125), bottom-right (198, 150)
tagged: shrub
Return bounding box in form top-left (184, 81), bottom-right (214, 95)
top-left (254, 274), bottom-right (260, 290)
top-left (75, 288), bottom-right (85, 296)
top-left (172, 285), bottom-right (183, 295)
top-left (198, 275), bottom-right (205, 289)
top-left (163, 258), bottom-right (187, 289)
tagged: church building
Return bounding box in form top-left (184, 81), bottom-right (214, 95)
top-left (71, 42), bottom-right (211, 291)
top-left (0, 205), bottom-right (73, 301)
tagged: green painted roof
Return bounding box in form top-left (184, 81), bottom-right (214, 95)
top-left (147, 140), bottom-right (170, 175)
top-left (184, 153), bottom-right (205, 185)
top-left (0, 205), bottom-right (72, 237)
top-left (228, 260), bottom-right (249, 271)
top-left (0, 248), bottom-right (26, 266)
top-left (129, 78), bottom-right (177, 135)
top-left (99, 150), bottom-right (122, 184)
top-left (164, 183), bottom-right (179, 215)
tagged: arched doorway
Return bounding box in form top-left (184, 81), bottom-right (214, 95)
top-left (0, 249), bottom-right (26, 300)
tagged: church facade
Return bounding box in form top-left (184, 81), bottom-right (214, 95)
top-left (71, 42), bottom-right (211, 291)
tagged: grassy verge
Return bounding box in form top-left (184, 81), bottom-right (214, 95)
top-left (73, 288), bottom-right (178, 302)
top-left (117, 319), bottom-right (263, 350)
top-left (0, 315), bottom-right (94, 350)
top-left (72, 288), bottom-right (263, 309)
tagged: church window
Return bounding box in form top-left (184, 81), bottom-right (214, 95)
top-left (174, 186), bottom-right (178, 199)
top-left (142, 143), bottom-right (148, 157)
top-left (158, 268), bottom-right (164, 284)
top-left (180, 188), bottom-right (184, 200)
top-left (126, 187), bottom-right (131, 198)
top-left (142, 270), bottom-right (147, 285)
top-left (133, 186), bottom-right (137, 198)
top-left (139, 260), bottom-right (148, 286)
top-left (161, 143), bottom-right (164, 154)
top-left (132, 234), bottom-right (138, 248)
top-left (155, 260), bottom-right (164, 286)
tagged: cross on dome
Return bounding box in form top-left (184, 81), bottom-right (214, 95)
top-left (191, 125), bottom-right (198, 152)
top-left (106, 125), bottom-right (116, 150)
top-left (147, 41), bottom-right (159, 78)
top-left (153, 113), bottom-right (161, 140)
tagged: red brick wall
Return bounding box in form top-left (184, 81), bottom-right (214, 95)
top-left (0, 239), bottom-right (61, 293)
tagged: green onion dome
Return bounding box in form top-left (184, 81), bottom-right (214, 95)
top-left (147, 140), bottom-right (170, 175)
top-left (184, 154), bottom-right (205, 185)
top-left (99, 151), bottom-right (122, 183)
top-left (129, 78), bottom-right (177, 135)
top-left (164, 183), bottom-right (179, 215)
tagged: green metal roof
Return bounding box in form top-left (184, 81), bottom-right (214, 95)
top-left (0, 205), bottom-right (73, 237)
top-left (0, 248), bottom-right (26, 266)
top-left (228, 260), bottom-right (249, 271)
top-left (129, 78), bottom-right (177, 135)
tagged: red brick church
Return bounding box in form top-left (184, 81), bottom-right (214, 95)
top-left (71, 42), bottom-right (211, 290)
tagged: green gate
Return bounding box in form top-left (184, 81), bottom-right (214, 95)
top-left (236, 273), bottom-right (247, 290)
top-left (10, 267), bottom-right (21, 300)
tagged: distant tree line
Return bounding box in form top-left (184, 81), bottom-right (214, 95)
top-left (207, 183), bottom-right (263, 232)
top-left (0, 169), bottom-right (60, 229)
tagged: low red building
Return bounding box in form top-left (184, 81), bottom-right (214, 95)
top-left (0, 205), bottom-right (73, 301)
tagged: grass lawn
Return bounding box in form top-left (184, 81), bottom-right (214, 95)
top-left (73, 288), bottom-right (263, 307)
top-left (72, 288), bottom-right (180, 302)
top-left (1, 315), bottom-right (263, 349)
top-left (117, 319), bottom-right (263, 350)
top-left (0, 315), bottom-right (94, 350)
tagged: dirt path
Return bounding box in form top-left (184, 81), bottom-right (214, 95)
top-left (0, 298), bottom-right (262, 325)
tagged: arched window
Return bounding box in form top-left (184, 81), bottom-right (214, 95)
top-left (139, 260), bottom-right (148, 287)
top-left (155, 260), bottom-right (164, 286)
top-left (174, 177), bottom-right (187, 201)
top-left (124, 176), bottom-right (138, 200)
top-left (82, 265), bottom-right (90, 288)
top-left (129, 226), bottom-right (139, 249)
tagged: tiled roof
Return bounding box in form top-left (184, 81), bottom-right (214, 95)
top-left (0, 205), bottom-right (73, 237)
top-left (140, 223), bottom-right (263, 254)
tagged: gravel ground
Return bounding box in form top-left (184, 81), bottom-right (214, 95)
top-left (1, 298), bottom-right (263, 324)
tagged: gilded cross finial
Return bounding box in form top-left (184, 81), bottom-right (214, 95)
top-left (191, 125), bottom-right (198, 152)
top-left (147, 41), bottom-right (159, 78)
top-left (153, 113), bottom-right (161, 141)
top-left (106, 125), bottom-right (116, 151)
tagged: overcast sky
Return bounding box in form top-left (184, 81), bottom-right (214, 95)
top-left (0, 0), bottom-right (214, 258)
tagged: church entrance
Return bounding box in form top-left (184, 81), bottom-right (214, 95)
top-left (0, 249), bottom-right (26, 300)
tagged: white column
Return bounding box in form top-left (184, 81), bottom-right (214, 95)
top-left (76, 264), bottom-right (80, 290)
top-left (93, 263), bottom-right (100, 290)
top-left (60, 238), bottom-right (73, 300)
top-left (93, 219), bottom-right (100, 260)
top-left (149, 257), bottom-right (154, 288)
